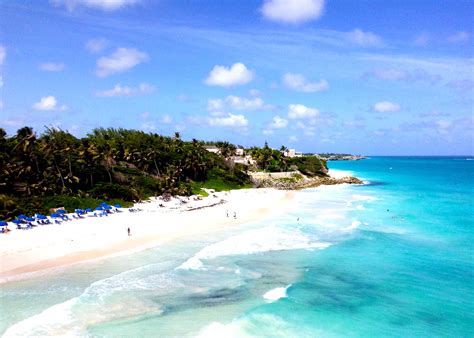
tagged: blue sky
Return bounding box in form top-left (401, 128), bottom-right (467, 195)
top-left (0, 0), bottom-right (472, 155)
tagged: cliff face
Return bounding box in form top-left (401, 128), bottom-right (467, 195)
top-left (251, 172), bottom-right (363, 190)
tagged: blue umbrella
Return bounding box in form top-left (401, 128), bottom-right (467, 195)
top-left (17, 214), bottom-right (27, 219)
top-left (57, 209), bottom-right (66, 214)
top-left (50, 213), bottom-right (61, 218)
top-left (114, 203), bottom-right (122, 208)
top-left (85, 208), bottom-right (92, 213)
top-left (75, 209), bottom-right (84, 214)
top-left (12, 219), bottom-right (22, 224)
top-left (0, 221), bottom-right (7, 226)
top-left (36, 214), bottom-right (47, 220)
top-left (103, 205), bottom-right (112, 210)
top-left (26, 217), bottom-right (35, 222)
top-left (95, 206), bottom-right (104, 211)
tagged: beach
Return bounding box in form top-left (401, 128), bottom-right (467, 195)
top-left (0, 188), bottom-right (294, 284)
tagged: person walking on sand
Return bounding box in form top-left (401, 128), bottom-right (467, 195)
top-left (226, 210), bottom-right (229, 217)
top-left (128, 227), bottom-right (131, 236)
top-left (233, 212), bottom-right (237, 219)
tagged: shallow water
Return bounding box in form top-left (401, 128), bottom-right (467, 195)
top-left (1, 157), bottom-right (473, 337)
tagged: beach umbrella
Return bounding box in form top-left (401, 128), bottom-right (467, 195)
top-left (103, 205), bottom-right (112, 210)
top-left (12, 219), bottom-right (22, 224)
top-left (0, 221), bottom-right (7, 226)
top-left (26, 217), bottom-right (35, 222)
top-left (75, 209), bottom-right (84, 214)
top-left (114, 203), bottom-right (122, 208)
top-left (57, 209), bottom-right (66, 214)
top-left (85, 208), bottom-right (92, 213)
top-left (36, 214), bottom-right (47, 220)
top-left (95, 206), bottom-right (104, 211)
top-left (17, 214), bottom-right (27, 219)
top-left (50, 213), bottom-right (61, 218)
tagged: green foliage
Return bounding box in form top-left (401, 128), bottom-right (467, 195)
top-left (0, 126), bottom-right (251, 219)
top-left (288, 156), bottom-right (328, 177)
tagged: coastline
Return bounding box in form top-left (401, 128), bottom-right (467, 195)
top-left (0, 188), bottom-right (295, 284)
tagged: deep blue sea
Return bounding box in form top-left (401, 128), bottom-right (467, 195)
top-left (1, 157), bottom-right (473, 337)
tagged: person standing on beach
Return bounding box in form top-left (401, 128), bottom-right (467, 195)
top-left (233, 212), bottom-right (237, 219)
top-left (128, 227), bottom-right (131, 236)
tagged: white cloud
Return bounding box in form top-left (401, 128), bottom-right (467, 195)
top-left (51, 0), bottom-right (139, 11)
top-left (289, 135), bottom-right (298, 142)
top-left (373, 101), bottom-right (400, 113)
top-left (207, 95), bottom-right (272, 112)
top-left (261, 0), bottom-right (325, 24)
top-left (96, 47), bottom-right (148, 77)
top-left (140, 122), bottom-right (156, 131)
top-left (0, 45), bottom-right (5, 65)
top-left (208, 113), bottom-right (248, 127)
top-left (447, 31), bottom-right (470, 43)
top-left (368, 67), bottom-right (441, 84)
top-left (32, 96), bottom-right (67, 111)
top-left (283, 73), bottom-right (329, 92)
top-left (288, 104), bottom-right (319, 119)
top-left (39, 62), bottom-right (65, 72)
top-left (347, 29), bottom-right (383, 47)
top-left (262, 129), bottom-right (274, 135)
top-left (85, 38), bottom-right (108, 53)
top-left (95, 83), bottom-right (154, 97)
top-left (205, 62), bottom-right (254, 87)
top-left (268, 115), bottom-right (288, 129)
top-left (161, 115), bottom-right (172, 124)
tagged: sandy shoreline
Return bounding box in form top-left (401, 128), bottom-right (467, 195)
top-left (0, 188), bottom-right (294, 284)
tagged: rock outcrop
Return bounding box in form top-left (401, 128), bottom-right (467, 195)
top-left (252, 173), bottom-right (363, 190)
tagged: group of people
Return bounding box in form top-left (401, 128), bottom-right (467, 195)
top-left (226, 210), bottom-right (237, 219)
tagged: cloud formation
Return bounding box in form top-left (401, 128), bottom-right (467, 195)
top-left (261, 0), bottom-right (325, 24)
top-left (32, 96), bottom-right (67, 111)
top-left (347, 29), bottom-right (383, 47)
top-left (288, 104), bottom-right (319, 119)
top-left (0, 45), bottom-right (5, 65)
top-left (95, 83), bottom-right (154, 97)
top-left (283, 73), bottom-right (329, 92)
top-left (207, 95), bottom-right (272, 112)
top-left (205, 63), bottom-right (254, 87)
top-left (208, 113), bottom-right (248, 127)
top-left (373, 101), bottom-right (400, 113)
top-left (51, 0), bottom-right (139, 11)
top-left (268, 115), bottom-right (288, 129)
top-left (96, 48), bottom-right (148, 77)
top-left (39, 62), bottom-right (65, 72)
top-left (367, 67), bottom-right (441, 84)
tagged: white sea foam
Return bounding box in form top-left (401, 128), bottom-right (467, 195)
top-left (351, 194), bottom-right (377, 202)
top-left (263, 284), bottom-right (291, 302)
top-left (176, 226), bottom-right (331, 271)
top-left (3, 263), bottom-right (167, 337)
top-left (328, 169), bottom-right (354, 178)
top-left (344, 220), bottom-right (361, 231)
top-left (196, 321), bottom-right (246, 338)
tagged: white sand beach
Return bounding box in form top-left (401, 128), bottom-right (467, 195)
top-left (0, 188), bottom-right (294, 284)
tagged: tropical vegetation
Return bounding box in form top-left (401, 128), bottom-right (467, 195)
top-left (0, 127), bottom-right (250, 220)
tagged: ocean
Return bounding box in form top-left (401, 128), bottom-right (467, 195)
top-left (1, 157), bottom-right (473, 337)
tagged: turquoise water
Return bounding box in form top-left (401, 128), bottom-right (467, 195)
top-left (1, 157), bottom-right (473, 337)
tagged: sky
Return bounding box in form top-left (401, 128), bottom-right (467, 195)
top-left (0, 0), bottom-right (473, 155)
